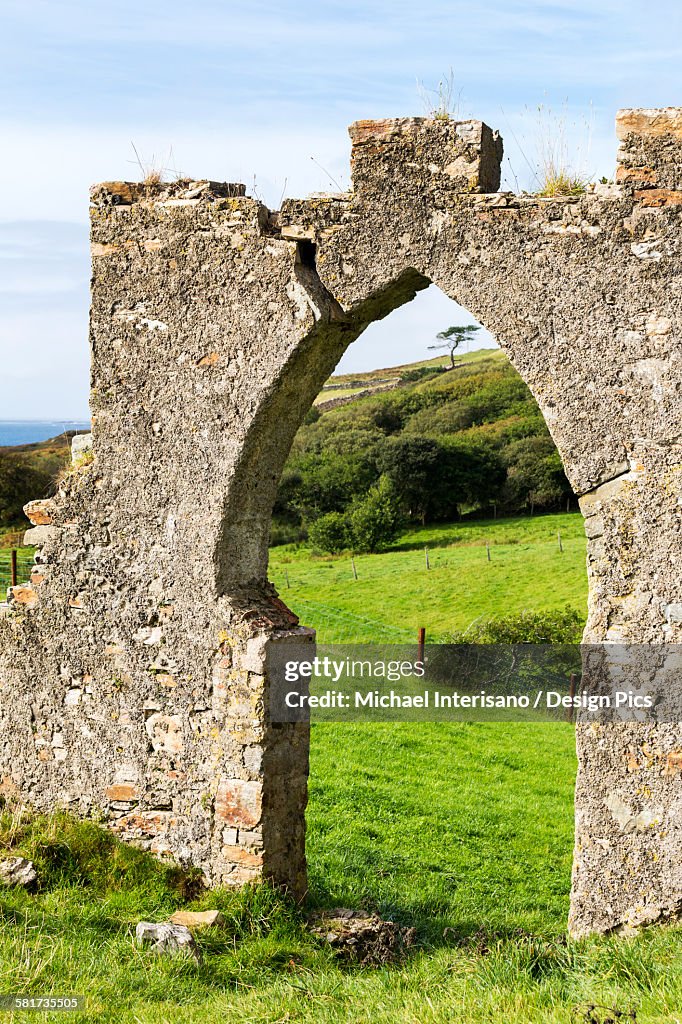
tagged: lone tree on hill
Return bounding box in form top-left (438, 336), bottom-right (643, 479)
top-left (429, 323), bottom-right (480, 368)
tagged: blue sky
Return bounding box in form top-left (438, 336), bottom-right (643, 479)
top-left (2, 0), bottom-right (681, 418)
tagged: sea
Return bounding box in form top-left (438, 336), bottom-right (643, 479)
top-left (0, 421), bottom-right (91, 448)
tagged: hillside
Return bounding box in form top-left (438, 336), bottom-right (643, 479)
top-left (312, 351), bottom-right (458, 407)
top-left (273, 347), bottom-right (571, 548)
top-left (0, 432), bottom-right (80, 532)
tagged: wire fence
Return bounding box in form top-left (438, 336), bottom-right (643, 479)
top-left (271, 527), bottom-right (582, 644)
top-left (288, 598), bottom-right (444, 645)
top-left (0, 549), bottom-right (34, 594)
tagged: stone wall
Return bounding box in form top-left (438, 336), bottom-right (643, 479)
top-left (0, 110), bottom-right (681, 936)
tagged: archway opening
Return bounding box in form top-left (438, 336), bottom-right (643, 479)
top-left (264, 281), bottom-right (587, 938)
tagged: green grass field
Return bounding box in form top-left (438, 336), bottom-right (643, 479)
top-left (313, 385), bottom-right (370, 404)
top-left (1, 513), bottom-right (681, 1022)
top-left (1, 725), bottom-right (680, 1023)
top-left (269, 511), bottom-right (587, 642)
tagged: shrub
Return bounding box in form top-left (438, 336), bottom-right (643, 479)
top-left (449, 606), bottom-right (584, 644)
top-left (269, 521), bottom-right (303, 547)
top-left (502, 436), bottom-right (571, 511)
top-left (0, 453), bottom-right (54, 528)
top-left (371, 400), bottom-right (403, 434)
top-left (441, 437), bottom-right (506, 510)
top-left (433, 607), bottom-right (585, 694)
top-left (303, 405), bottom-right (321, 425)
top-left (376, 435), bottom-right (444, 523)
top-left (399, 366), bottom-right (446, 383)
top-left (308, 511), bottom-right (350, 554)
top-left (347, 477), bottom-right (404, 553)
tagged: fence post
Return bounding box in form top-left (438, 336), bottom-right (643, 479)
top-left (418, 627), bottom-right (426, 664)
top-left (10, 550), bottom-right (17, 588)
top-left (351, 556), bottom-right (358, 581)
top-left (424, 547), bottom-right (430, 570)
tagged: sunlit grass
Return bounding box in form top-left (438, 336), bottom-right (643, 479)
top-left (269, 511), bottom-right (587, 642)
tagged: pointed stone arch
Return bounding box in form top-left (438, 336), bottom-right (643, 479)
top-left (1, 109), bottom-right (681, 936)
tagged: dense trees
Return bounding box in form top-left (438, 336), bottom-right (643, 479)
top-left (0, 453), bottom-right (53, 527)
top-left (271, 351), bottom-right (573, 552)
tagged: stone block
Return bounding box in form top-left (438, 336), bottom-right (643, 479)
top-left (0, 857), bottom-right (37, 888)
top-left (71, 432), bottom-right (92, 461)
top-left (238, 635), bottom-right (269, 674)
top-left (168, 909), bottom-right (224, 930)
top-left (105, 783), bottom-right (139, 802)
top-left (8, 585), bottom-right (38, 609)
top-left (23, 500), bottom-right (55, 526)
top-left (616, 107), bottom-right (682, 192)
top-left (145, 713), bottom-right (183, 754)
top-left (221, 844), bottom-right (263, 868)
top-left (228, 864), bottom-right (263, 884)
top-left (635, 188), bottom-right (682, 207)
top-left (243, 745), bottom-right (263, 773)
top-left (23, 526), bottom-right (57, 548)
top-left (349, 117), bottom-right (503, 197)
top-left (616, 107), bottom-right (682, 141)
top-left (135, 921), bottom-right (199, 962)
top-left (215, 778), bottom-right (262, 827)
top-left (112, 811), bottom-right (173, 837)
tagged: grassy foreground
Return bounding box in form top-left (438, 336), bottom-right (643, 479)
top-left (1, 513), bottom-right (681, 1021)
top-left (0, 728), bottom-right (680, 1023)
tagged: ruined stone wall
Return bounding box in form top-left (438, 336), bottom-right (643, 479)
top-left (0, 110), bottom-right (681, 936)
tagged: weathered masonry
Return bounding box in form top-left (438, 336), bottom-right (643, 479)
top-left (1, 109), bottom-right (681, 937)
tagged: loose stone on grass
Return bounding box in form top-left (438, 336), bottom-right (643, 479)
top-left (308, 908), bottom-right (416, 965)
top-left (135, 921), bottom-right (201, 963)
top-left (0, 857), bottom-right (37, 888)
top-left (168, 909), bottom-right (224, 930)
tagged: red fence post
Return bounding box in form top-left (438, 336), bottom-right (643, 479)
top-left (418, 626), bottom-right (426, 665)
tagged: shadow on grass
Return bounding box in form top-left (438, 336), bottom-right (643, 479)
top-left (305, 865), bottom-right (559, 952)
